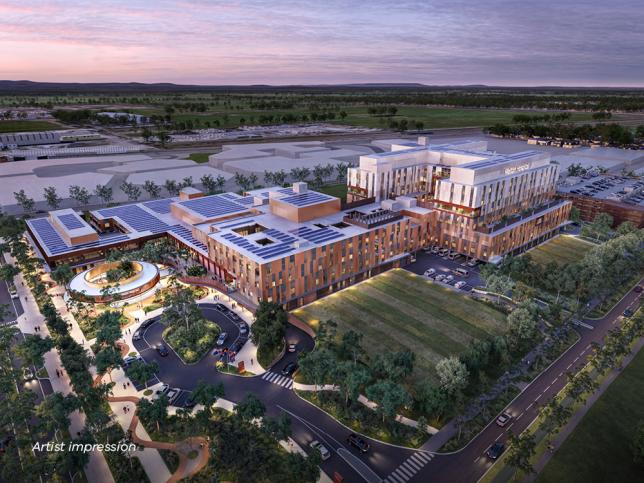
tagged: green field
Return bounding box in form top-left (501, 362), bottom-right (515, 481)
top-left (537, 346), bottom-right (644, 483)
top-left (316, 183), bottom-right (348, 201)
top-left (187, 152), bottom-right (213, 164)
top-left (293, 269), bottom-right (507, 382)
top-left (0, 120), bottom-right (61, 133)
top-left (527, 235), bottom-right (595, 267)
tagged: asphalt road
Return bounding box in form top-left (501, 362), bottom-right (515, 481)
top-left (405, 250), bottom-right (483, 290)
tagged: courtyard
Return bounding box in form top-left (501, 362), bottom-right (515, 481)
top-left (293, 268), bottom-right (508, 382)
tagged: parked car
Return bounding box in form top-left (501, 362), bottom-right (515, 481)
top-left (288, 343), bottom-right (297, 353)
top-left (8, 285), bottom-right (18, 299)
top-left (444, 275), bottom-right (454, 283)
top-left (466, 259), bottom-right (479, 267)
top-left (455, 281), bottom-right (467, 289)
top-left (217, 332), bottom-right (228, 346)
top-left (347, 433), bottom-right (370, 453)
top-left (22, 367), bottom-right (35, 382)
top-left (123, 355), bottom-right (143, 367)
top-left (156, 384), bottom-right (169, 396)
top-left (486, 442), bottom-right (505, 460)
top-left (230, 340), bottom-right (244, 353)
top-left (282, 361), bottom-right (298, 377)
top-left (424, 268), bottom-right (436, 277)
top-left (156, 344), bottom-right (169, 357)
top-left (165, 388), bottom-right (181, 404)
top-left (310, 440), bottom-right (331, 461)
top-left (496, 412), bottom-right (512, 427)
top-left (431, 246), bottom-right (440, 254)
top-left (435, 274), bottom-right (446, 282)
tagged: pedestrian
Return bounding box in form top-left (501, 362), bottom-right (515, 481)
top-left (123, 406), bottom-right (127, 414)
top-left (251, 358), bottom-right (253, 365)
top-left (127, 382), bottom-right (131, 387)
top-left (123, 383), bottom-right (127, 390)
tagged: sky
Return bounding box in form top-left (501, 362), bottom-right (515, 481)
top-left (1, 0), bottom-right (643, 87)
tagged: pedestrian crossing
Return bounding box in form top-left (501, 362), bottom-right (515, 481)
top-left (261, 371), bottom-right (294, 389)
top-left (384, 451), bottom-right (434, 483)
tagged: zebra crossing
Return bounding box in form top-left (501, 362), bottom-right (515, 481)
top-left (261, 371), bottom-right (294, 389)
top-left (384, 451), bottom-right (434, 483)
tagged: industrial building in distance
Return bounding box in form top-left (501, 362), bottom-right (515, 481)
top-left (25, 139), bottom-right (571, 308)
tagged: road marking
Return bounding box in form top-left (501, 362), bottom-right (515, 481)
top-left (527, 402), bottom-right (533, 409)
top-left (574, 357), bottom-right (579, 362)
top-left (545, 384), bottom-right (552, 391)
top-left (261, 371), bottom-right (293, 389)
top-left (559, 372), bottom-right (563, 377)
top-left (337, 448), bottom-right (382, 483)
top-left (505, 422), bottom-right (514, 433)
top-left (384, 452), bottom-right (434, 483)
top-left (516, 412), bottom-right (524, 420)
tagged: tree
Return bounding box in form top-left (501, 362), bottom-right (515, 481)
top-left (632, 420), bottom-right (644, 465)
top-left (164, 179), bottom-right (180, 196)
top-left (16, 334), bottom-right (54, 368)
top-left (365, 379), bottom-right (411, 423)
top-left (337, 362), bottom-right (371, 405)
top-left (36, 393), bottom-right (80, 438)
top-left (507, 305), bottom-right (538, 350)
top-left (43, 186), bottom-right (62, 209)
top-left (127, 360), bottom-right (158, 389)
top-left (435, 356), bottom-right (469, 395)
top-left (192, 379), bottom-right (225, 416)
top-left (251, 301), bottom-right (287, 353)
top-left (143, 180), bottom-right (161, 199)
top-left (51, 263), bottom-right (74, 287)
top-left (214, 175), bottom-right (226, 193)
top-left (94, 184), bottom-right (113, 204)
top-left (180, 176), bottom-right (193, 188)
top-left (13, 189), bottom-right (35, 213)
top-left (200, 174), bottom-right (217, 194)
top-left (157, 130), bottom-right (170, 147)
top-left (616, 221), bottom-right (636, 236)
top-left (484, 273), bottom-right (514, 302)
top-left (120, 181), bottom-right (141, 201)
top-left (235, 393), bottom-right (265, 422)
top-left (95, 346), bottom-right (123, 382)
top-left (569, 206), bottom-right (581, 223)
top-left (299, 349), bottom-right (336, 388)
top-left (335, 162), bottom-right (351, 183)
top-left (138, 395), bottom-right (168, 432)
top-left (372, 350), bottom-right (415, 381)
top-left (539, 399), bottom-right (572, 444)
top-left (339, 330), bottom-right (364, 365)
top-left (290, 167), bottom-right (310, 182)
top-left (0, 263), bottom-right (19, 281)
top-left (162, 285), bottom-right (203, 331)
top-left (69, 185), bottom-right (91, 206)
top-left (94, 311), bottom-right (122, 347)
top-left (507, 432), bottom-right (536, 479)
top-left (140, 127), bottom-right (153, 142)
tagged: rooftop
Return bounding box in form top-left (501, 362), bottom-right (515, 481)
top-left (558, 175), bottom-right (644, 206)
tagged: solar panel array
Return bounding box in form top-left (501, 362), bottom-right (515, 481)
top-left (58, 213), bottom-right (85, 230)
top-left (143, 198), bottom-right (175, 214)
top-left (168, 225), bottom-right (208, 253)
top-left (29, 218), bottom-right (129, 255)
top-left (280, 192), bottom-right (333, 207)
top-left (221, 232), bottom-right (294, 260)
top-left (217, 218), bottom-right (257, 230)
top-left (291, 226), bottom-right (342, 244)
top-left (97, 205), bottom-right (169, 234)
top-left (178, 195), bottom-right (246, 218)
top-left (235, 196), bottom-right (255, 206)
top-left (264, 229), bottom-right (297, 244)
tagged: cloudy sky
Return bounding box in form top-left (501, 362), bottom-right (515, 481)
top-left (1, 0), bottom-right (643, 86)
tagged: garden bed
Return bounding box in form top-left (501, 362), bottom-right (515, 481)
top-left (163, 320), bottom-right (220, 363)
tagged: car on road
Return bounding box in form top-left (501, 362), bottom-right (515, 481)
top-left (214, 303), bottom-right (226, 311)
top-left (140, 319), bottom-right (155, 329)
top-left (496, 412), bottom-right (512, 427)
top-left (230, 340), bottom-right (244, 353)
top-left (288, 343), bottom-right (297, 353)
top-left (486, 442), bottom-right (505, 460)
top-left (123, 355), bottom-right (143, 367)
top-left (466, 259), bottom-right (479, 267)
top-left (156, 344), bottom-right (169, 357)
top-left (455, 281), bottom-right (467, 289)
top-left (282, 361), bottom-right (298, 377)
top-left (309, 440), bottom-right (331, 461)
top-left (347, 433), bottom-right (370, 453)
top-left (8, 285), bottom-right (18, 299)
top-left (623, 309), bottom-right (634, 317)
top-left (635, 285), bottom-right (642, 293)
top-left (239, 323), bottom-right (249, 335)
top-left (132, 330), bottom-right (142, 341)
top-left (424, 268), bottom-right (436, 277)
top-left (217, 332), bottom-right (228, 346)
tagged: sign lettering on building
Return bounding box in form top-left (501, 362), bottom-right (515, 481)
top-left (504, 163), bottom-right (530, 175)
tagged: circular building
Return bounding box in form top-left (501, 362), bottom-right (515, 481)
top-left (69, 261), bottom-right (160, 303)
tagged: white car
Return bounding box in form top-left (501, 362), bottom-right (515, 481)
top-left (455, 281), bottom-right (467, 289)
top-left (444, 275), bottom-right (454, 283)
top-left (310, 440), bottom-right (331, 461)
top-left (435, 274), bottom-right (446, 282)
top-left (424, 268), bottom-right (436, 277)
top-left (217, 332), bottom-right (228, 346)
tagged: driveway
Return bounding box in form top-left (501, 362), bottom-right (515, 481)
top-left (405, 250), bottom-right (483, 289)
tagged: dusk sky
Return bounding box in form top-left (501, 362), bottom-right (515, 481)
top-left (1, 0), bottom-right (643, 86)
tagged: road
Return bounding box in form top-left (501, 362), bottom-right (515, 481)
top-left (128, 282), bottom-right (641, 483)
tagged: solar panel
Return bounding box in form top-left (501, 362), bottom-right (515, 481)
top-left (143, 198), bottom-right (175, 214)
top-left (290, 226), bottom-right (342, 244)
top-left (178, 194), bottom-right (246, 218)
top-left (280, 192), bottom-right (333, 207)
top-left (97, 205), bottom-right (169, 234)
top-left (220, 232), bottom-right (294, 260)
top-left (58, 213), bottom-right (85, 230)
top-left (168, 225), bottom-right (208, 253)
top-left (29, 218), bottom-right (130, 255)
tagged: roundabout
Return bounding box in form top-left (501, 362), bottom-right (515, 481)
top-left (69, 261), bottom-right (160, 303)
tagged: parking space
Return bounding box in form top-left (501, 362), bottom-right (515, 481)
top-left (405, 250), bottom-right (483, 291)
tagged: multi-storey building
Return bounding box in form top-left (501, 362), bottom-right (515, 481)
top-left (25, 183), bottom-right (431, 309)
top-left (348, 138), bottom-right (572, 262)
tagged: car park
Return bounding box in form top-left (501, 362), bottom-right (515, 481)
top-left (486, 442), bottom-right (505, 460)
top-left (156, 344), bottom-right (169, 357)
top-left (217, 332), bottom-right (228, 346)
top-left (496, 412), bottom-right (512, 427)
top-left (424, 268), bottom-right (436, 277)
top-left (282, 361), bottom-right (298, 377)
top-left (165, 388), bottom-right (181, 404)
top-left (310, 440), bottom-right (331, 461)
top-left (156, 384), bottom-right (169, 396)
top-left (347, 433), bottom-right (370, 453)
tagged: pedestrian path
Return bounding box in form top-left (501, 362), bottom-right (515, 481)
top-left (384, 451), bottom-right (434, 483)
top-left (261, 371), bottom-right (294, 389)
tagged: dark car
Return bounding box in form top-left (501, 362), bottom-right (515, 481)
top-left (156, 344), bottom-right (169, 357)
top-left (214, 303), bottom-right (226, 311)
top-left (282, 361), bottom-right (298, 377)
top-left (239, 323), bottom-right (249, 335)
top-left (634, 285), bottom-right (642, 293)
top-left (141, 319), bottom-right (155, 329)
top-left (486, 442), bottom-right (505, 460)
top-left (623, 309), bottom-right (634, 317)
top-left (230, 340), bottom-right (244, 353)
top-left (347, 433), bottom-right (370, 453)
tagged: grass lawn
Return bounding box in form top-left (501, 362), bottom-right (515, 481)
top-left (527, 235), bottom-right (595, 267)
top-left (187, 152), bottom-right (213, 164)
top-left (0, 120), bottom-right (62, 133)
top-left (293, 269), bottom-right (507, 382)
top-left (537, 346), bottom-right (644, 483)
top-left (316, 183), bottom-right (348, 201)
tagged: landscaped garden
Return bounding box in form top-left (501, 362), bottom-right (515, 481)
top-left (527, 236), bottom-right (595, 268)
top-left (294, 269), bottom-right (508, 383)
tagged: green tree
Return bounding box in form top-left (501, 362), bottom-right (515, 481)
top-left (507, 432), bottom-right (536, 480)
top-left (365, 379), bottom-right (411, 423)
top-left (234, 393), bottom-right (265, 422)
top-left (200, 174), bottom-right (217, 194)
top-left (51, 263), bottom-right (74, 286)
top-left (569, 205), bottom-right (581, 223)
top-left (43, 186), bottom-right (62, 209)
top-left (120, 181), bottom-right (141, 201)
top-left (138, 395), bottom-right (168, 432)
top-left (339, 329), bottom-right (364, 365)
top-left (36, 392), bottom-right (81, 438)
top-left (143, 180), bottom-right (161, 199)
top-left (435, 356), bottom-right (469, 395)
top-left (616, 221), bottom-right (637, 236)
top-left (192, 379), bottom-right (225, 416)
top-left (507, 304), bottom-right (538, 351)
top-left (164, 179), bottom-right (179, 196)
top-left (632, 420), bottom-right (644, 465)
top-left (94, 184), bottom-right (113, 204)
top-left (299, 349), bottom-right (336, 388)
top-left (250, 301), bottom-right (287, 354)
top-left (127, 360), bottom-right (158, 389)
top-left (16, 334), bottom-right (54, 369)
top-left (0, 263), bottom-right (19, 281)
top-left (337, 362), bottom-right (371, 405)
top-left (13, 189), bottom-right (35, 213)
top-left (95, 346), bottom-right (123, 382)
top-left (69, 185), bottom-right (91, 206)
